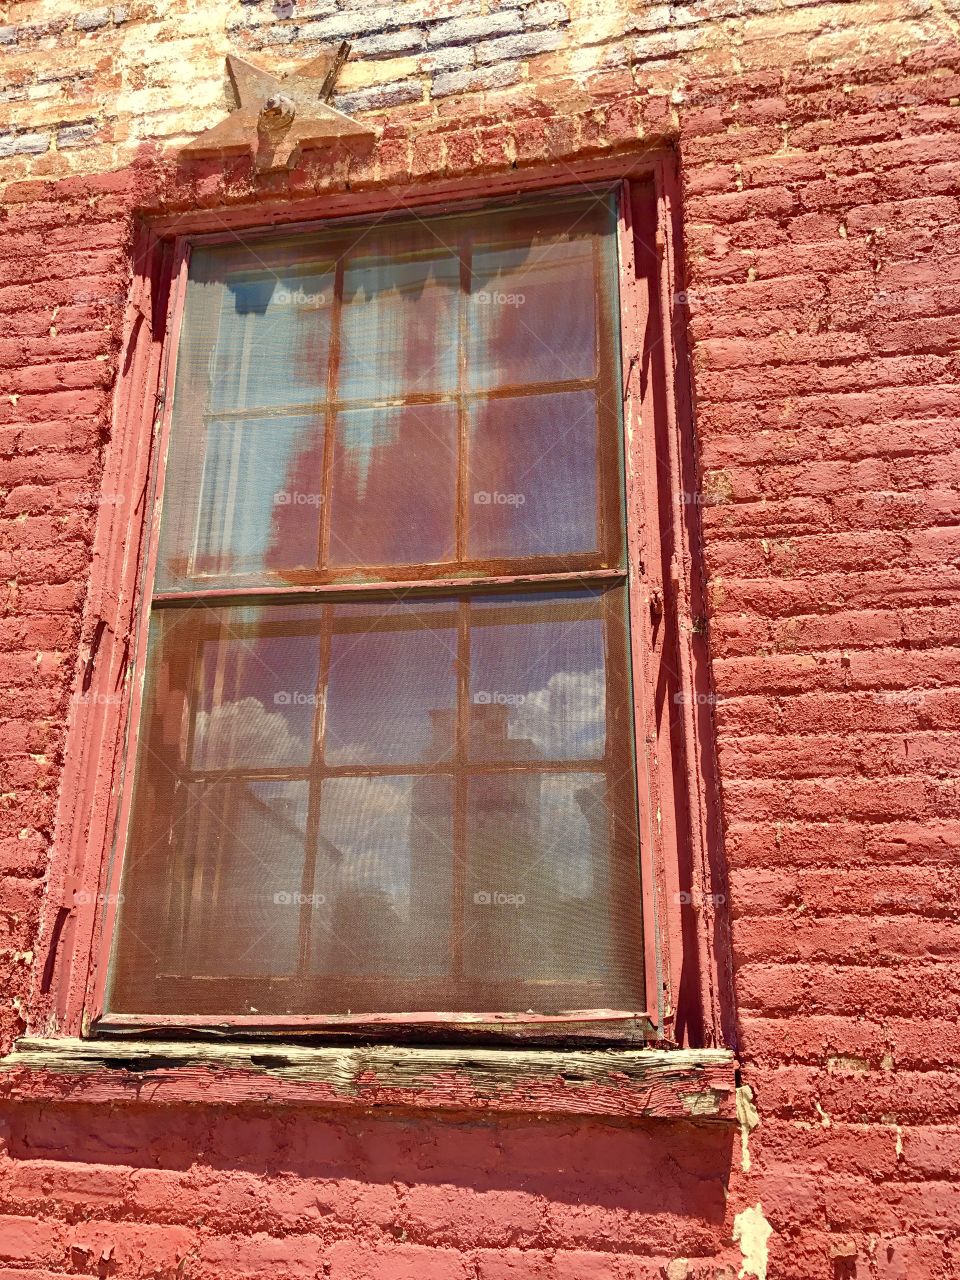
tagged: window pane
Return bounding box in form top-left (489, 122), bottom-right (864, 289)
top-left (157, 414), bottom-right (325, 589)
top-left (465, 771), bottom-right (635, 993)
top-left (207, 265), bottom-right (335, 413)
top-left (324, 601), bottom-right (458, 766)
top-left (167, 779), bottom-right (309, 979)
top-left (467, 238), bottom-right (597, 390)
top-left (191, 629), bottom-right (320, 771)
top-left (309, 774), bottom-right (454, 981)
top-left (469, 591), bottom-right (606, 762)
top-left (467, 391), bottom-right (599, 560)
top-left (328, 404), bottom-right (458, 568)
top-left (338, 249), bottom-right (460, 404)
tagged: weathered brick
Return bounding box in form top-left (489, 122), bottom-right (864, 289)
top-left (427, 10), bottom-right (522, 48)
top-left (74, 7), bottom-right (111, 31)
top-left (0, 132), bottom-right (49, 157)
top-left (523, 1), bottom-right (570, 28)
top-left (55, 123), bottom-right (99, 150)
top-left (432, 61), bottom-right (523, 98)
top-left (474, 29), bottom-right (564, 64)
top-left (334, 78), bottom-right (423, 114)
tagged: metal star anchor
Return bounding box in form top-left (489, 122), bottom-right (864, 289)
top-left (182, 41), bottom-right (374, 172)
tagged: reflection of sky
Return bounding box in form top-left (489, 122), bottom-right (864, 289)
top-left (339, 256), bottom-right (460, 403)
top-left (210, 268), bottom-right (335, 412)
top-left (192, 632), bottom-right (319, 769)
top-left (467, 389), bottom-right (598, 558)
top-left (193, 414), bottom-right (323, 576)
top-left (469, 593), bottom-right (606, 761)
top-left (324, 605), bottom-right (458, 764)
top-left (467, 240), bottom-right (597, 389)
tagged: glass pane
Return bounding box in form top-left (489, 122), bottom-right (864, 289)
top-left (191, 629), bottom-right (321, 771)
top-left (157, 414), bottom-right (325, 588)
top-left (328, 404), bottom-right (457, 568)
top-left (467, 238), bottom-right (597, 390)
top-left (464, 772), bottom-right (627, 986)
top-left (339, 249), bottom-right (460, 404)
top-left (324, 601), bottom-right (458, 765)
top-left (208, 266), bottom-right (335, 413)
top-left (167, 778), bottom-right (308, 978)
top-left (467, 391), bottom-right (599, 559)
top-left (469, 591), bottom-right (606, 762)
top-left (309, 774), bottom-right (453, 979)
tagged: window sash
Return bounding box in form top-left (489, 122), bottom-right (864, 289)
top-left (75, 179), bottom-right (670, 1042)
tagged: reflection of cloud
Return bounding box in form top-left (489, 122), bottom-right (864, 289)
top-left (506, 667), bottom-right (605, 759)
top-left (319, 776), bottom-right (417, 912)
top-left (193, 697), bottom-right (309, 769)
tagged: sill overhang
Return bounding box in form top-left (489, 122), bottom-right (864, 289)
top-left (0, 1037), bottom-right (737, 1123)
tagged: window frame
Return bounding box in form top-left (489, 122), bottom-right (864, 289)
top-left (36, 153), bottom-right (731, 1051)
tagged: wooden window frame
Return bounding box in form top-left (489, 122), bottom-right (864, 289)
top-left (31, 151), bottom-right (732, 1053)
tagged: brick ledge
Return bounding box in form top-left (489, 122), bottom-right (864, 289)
top-left (0, 1038), bottom-right (737, 1123)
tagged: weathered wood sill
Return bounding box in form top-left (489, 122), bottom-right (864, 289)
top-left (0, 1038), bottom-right (737, 1123)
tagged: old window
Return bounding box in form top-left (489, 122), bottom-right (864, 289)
top-left (59, 175), bottom-right (722, 1049)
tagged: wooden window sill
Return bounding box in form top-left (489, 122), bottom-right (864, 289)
top-left (0, 1038), bottom-right (737, 1123)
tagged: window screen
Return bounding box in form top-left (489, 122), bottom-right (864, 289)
top-left (105, 191), bottom-right (646, 1021)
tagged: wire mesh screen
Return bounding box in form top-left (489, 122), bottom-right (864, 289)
top-left (105, 190), bottom-right (646, 1022)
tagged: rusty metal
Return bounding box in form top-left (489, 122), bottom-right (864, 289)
top-left (181, 43), bottom-right (375, 172)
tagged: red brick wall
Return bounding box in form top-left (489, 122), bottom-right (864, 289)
top-left (2, 8), bottom-right (960, 1277)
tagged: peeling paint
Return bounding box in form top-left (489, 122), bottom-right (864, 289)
top-left (736, 1083), bottom-right (760, 1173)
top-left (814, 1099), bottom-right (832, 1128)
top-left (733, 1202), bottom-right (773, 1280)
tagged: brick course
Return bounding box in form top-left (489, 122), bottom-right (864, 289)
top-left (1, 0), bottom-right (959, 1276)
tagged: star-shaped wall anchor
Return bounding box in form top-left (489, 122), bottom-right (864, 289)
top-left (182, 41), bottom-right (375, 172)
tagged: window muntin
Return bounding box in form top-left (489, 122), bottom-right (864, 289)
top-left (104, 191), bottom-right (646, 1023)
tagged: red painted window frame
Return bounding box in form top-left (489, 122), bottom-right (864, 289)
top-left (33, 151), bottom-right (731, 1050)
